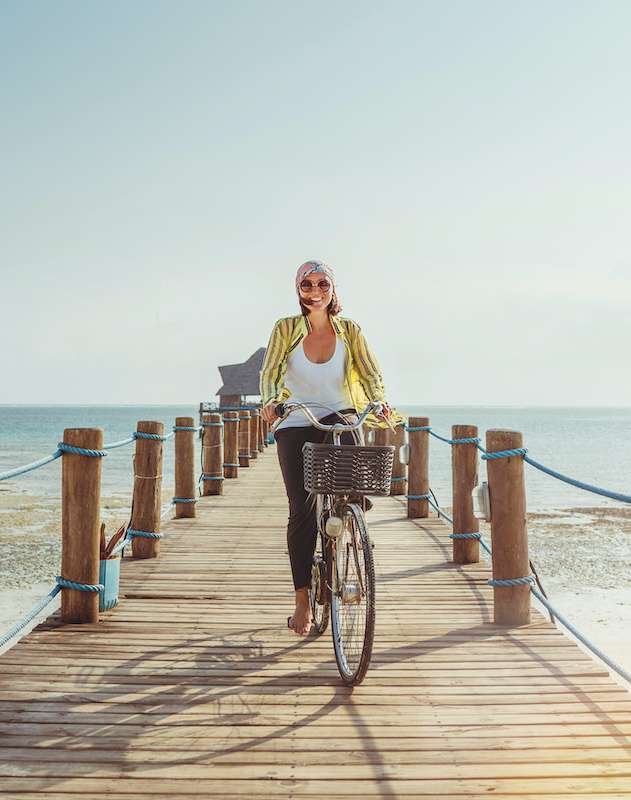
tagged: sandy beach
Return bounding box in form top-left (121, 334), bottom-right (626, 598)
top-left (0, 486), bottom-right (174, 647)
top-left (2, 484), bottom-right (630, 682)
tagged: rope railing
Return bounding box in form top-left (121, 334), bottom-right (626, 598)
top-left (0, 450), bottom-right (63, 482)
top-left (0, 422), bottom-right (192, 649)
top-left (406, 423), bottom-right (630, 505)
top-left (403, 421), bottom-right (631, 685)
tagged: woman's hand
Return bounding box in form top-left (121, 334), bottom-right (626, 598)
top-left (261, 401), bottom-right (279, 425)
top-left (378, 401), bottom-right (392, 420)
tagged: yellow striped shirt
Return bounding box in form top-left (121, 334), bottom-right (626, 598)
top-left (260, 314), bottom-right (404, 428)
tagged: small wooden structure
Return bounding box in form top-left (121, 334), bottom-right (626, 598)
top-left (210, 347), bottom-right (266, 409)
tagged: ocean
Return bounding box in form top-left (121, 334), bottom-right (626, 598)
top-left (1, 404), bottom-right (630, 509)
top-left (2, 404), bottom-right (631, 673)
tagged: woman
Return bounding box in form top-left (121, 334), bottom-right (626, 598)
top-left (260, 260), bottom-right (400, 635)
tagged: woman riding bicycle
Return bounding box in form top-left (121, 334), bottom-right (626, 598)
top-left (260, 260), bottom-right (401, 636)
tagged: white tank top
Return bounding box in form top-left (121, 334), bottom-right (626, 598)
top-left (275, 338), bottom-right (354, 430)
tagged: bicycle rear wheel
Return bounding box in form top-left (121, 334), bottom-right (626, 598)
top-left (330, 502), bottom-right (375, 685)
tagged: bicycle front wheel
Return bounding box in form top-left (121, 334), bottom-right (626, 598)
top-left (330, 502), bottom-right (375, 685)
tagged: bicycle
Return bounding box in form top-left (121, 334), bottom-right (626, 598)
top-left (273, 402), bottom-right (394, 685)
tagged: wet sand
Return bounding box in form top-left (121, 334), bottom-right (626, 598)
top-left (0, 487), bottom-right (174, 645)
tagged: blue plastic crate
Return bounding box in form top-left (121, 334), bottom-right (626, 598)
top-left (99, 557), bottom-right (120, 612)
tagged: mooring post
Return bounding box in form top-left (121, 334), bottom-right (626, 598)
top-left (201, 413), bottom-right (223, 496)
top-left (390, 423), bottom-right (407, 496)
top-left (175, 416), bottom-right (196, 518)
top-left (407, 416), bottom-right (429, 518)
top-left (261, 417), bottom-right (269, 447)
top-left (60, 427), bottom-right (103, 623)
top-left (131, 421), bottom-right (164, 560)
top-left (249, 410), bottom-right (259, 460)
top-left (451, 424), bottom-right (480, 564)
top-left (486, 429), bottom-right (530, 626)
top-left (223, 411), bottom-right (239, 478)
top-left (239, 410), bottom-right (251, 467)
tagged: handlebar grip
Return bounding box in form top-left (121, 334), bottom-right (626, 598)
top-left (275, 403), bottom-right (286, 418)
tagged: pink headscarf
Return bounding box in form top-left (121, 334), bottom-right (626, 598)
top-left (295, 260), bottom-right (336, 294)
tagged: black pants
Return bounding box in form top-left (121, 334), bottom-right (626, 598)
top-left (275, 410), bottom-right (357, 590)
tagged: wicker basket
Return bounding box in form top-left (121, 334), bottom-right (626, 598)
top-left (302, 442), bottom-right (395, 496)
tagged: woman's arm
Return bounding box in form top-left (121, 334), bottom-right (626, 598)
top-left (347, 321), bottom-right (386, 403)
top-left (260, 318), bottom-right (289, 406)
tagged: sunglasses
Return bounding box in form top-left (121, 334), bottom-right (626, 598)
top-left (299, 279), bottom-right (332, 293)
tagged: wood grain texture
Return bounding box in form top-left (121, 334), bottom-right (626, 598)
top-left (60, 427), bottom-right (103, 623)
top-left (2, 451), bottom-right (630, 797)
top-left (174, 416), bottom-right (196, 518)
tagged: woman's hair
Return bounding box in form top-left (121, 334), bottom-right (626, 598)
top-left (299, 289), bottom-right (342, 317)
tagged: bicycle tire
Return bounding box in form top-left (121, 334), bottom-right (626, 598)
top-left (330, 502), bottom-right (375, 685)
top-left (310, 495), bottom-right (331, 635)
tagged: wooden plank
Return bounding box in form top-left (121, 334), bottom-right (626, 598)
top-left (1, 453), bottom-right (631, 798)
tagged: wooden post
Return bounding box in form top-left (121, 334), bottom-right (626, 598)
top-left (175, 416), bottom-right (196, 518)
top-left (486, 429), bottom-right (530, 626)
top-left (451, 424), bottom-right (480, 564)
top-left (223, 411), bottom-right (239, 478)
top-left (60, 428), bottom-right (103, 623)
top-left (131, 421), bottom-right (163, 560)
top-left (390, 423), bottom-right (407, 496)
top-left (408, 416), bottom-right (429, 519)
top-left (239, 410), bottom-right (251, 467)
top-left (201, 413), bottom-right (223, 496)
top-left (261, 418), bottom-right (269, 447)
top-left (249, 411), bottom-right (259, 460)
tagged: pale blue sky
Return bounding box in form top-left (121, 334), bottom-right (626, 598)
top-left (1, 1), bottom-right (630, 405)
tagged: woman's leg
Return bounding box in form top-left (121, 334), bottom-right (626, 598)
top-left (275, 410), bottom-right (358, 634)
top-left (275, 425), bottom-right (318, 593)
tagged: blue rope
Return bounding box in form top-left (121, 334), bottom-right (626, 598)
top-left (201, 422), bottom-right (223, 428)
top-left (0, 585), bottom-right (61, 648)
top-left (482, 447), bottom-right (528, 461)
top-left (173, 425), bottom-right (201, 432)
top-left (488, 575), bottom-right (535, 587)
top-left (134, 432), bottom-right (171, 442)
top-left (390, 475), bottom-right (407, 482)
top-left (403, 425), bottom-right (480, 447)
top-left (57, 443), bottom-right (107, 458)
top-left (201, 474), bottom-right (224, 481)
top-left (109, 534), bottom-right (132, 556)
top-left (450, 532), bottom-right (481, 540)
top-left (103, 435), bottom-right (136, 450)
top-left (524, 455), bottom-right (631, 505)
top-left (222, 418), bottom-right (240, 423)
top-left (406, 494), bottom-right (430, 501)
top-left (530, 587), bottom-right (631, 685)
top-left (127, 527), bottom-right (162, 540)
top-left (173, 497), bottom-right (196, 504)
top-left (426, 496), bottom-right (453, 525)
top-left (223, 463), bottom-right (240, 468)
top-left (160, 500), bottom-right (176, 520)
top-left (0, 450), bottom-right (63, 482)
top-left (429, 430), bottom-right (456, 444)
top-left (56, 576), bottom-right (104, 592)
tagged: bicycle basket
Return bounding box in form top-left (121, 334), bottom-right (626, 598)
top-left (302, 442), bottom-right (395, 496)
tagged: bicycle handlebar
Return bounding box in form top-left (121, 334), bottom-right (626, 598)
top-left (273, 401), bottom-right (385, 434)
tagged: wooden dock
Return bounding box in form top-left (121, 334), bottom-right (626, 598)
top-left (2, 453), bottom-right (631, 797)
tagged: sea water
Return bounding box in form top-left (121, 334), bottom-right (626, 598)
top-left (2, 404), bottom-right (630, 509)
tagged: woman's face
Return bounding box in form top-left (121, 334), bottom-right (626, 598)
top-left (298, 272), bottom-right (333, 311)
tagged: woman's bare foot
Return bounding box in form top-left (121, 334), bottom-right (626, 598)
top-left (288, 587), bottom-right (312, 635)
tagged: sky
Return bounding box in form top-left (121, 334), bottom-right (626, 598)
top-left (1, 0), bottom-right (630, 406)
